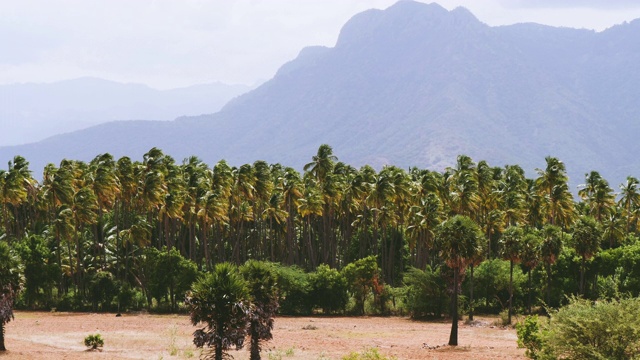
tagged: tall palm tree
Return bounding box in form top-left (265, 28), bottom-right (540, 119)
top-left (536, 157), bottom-right (575, 227)
top-left (578, 171), bottom-right (615, 223)
top-left (520, 231), bottom-right (541, 314)
top-left (540, 224), bottom-right (563, 305)
top-left (571, 216), bottom-right (602, 295)
top-left (618, 176), bottom-right (640, 236)
top-left (499, 226), bottom-right (524, 324)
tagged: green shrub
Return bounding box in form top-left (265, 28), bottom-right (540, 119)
top-left (309, 264), bottom-right (348, 314)
top-left (271, 264), bottom-right (312, 315)
top-left (84, 334), bottom-right (104, 350)
top-left (402, 266), bottom-right (447, 318)
top-left (518, 297), bottom-right (640, 359)
top-left (342, 348), bottom-right (396, 360)
top-left (543, 297), bottom-right (640, 359)
top-left (516, 316), bottom-right (544, 359)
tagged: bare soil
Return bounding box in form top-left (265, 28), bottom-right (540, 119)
top-left (2, 311), bottom-right (525, 359)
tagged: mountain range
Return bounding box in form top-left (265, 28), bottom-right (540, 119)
top-left (0, 78), bottom-right (251, 146)
top-left (2, 1), bottom-right (640, 189)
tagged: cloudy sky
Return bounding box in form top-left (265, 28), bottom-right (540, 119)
top-left (2, 0), bottom-right (640, 89)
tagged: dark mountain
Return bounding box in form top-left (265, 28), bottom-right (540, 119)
top-left (0, 77), bottom-right (251, 146)
top-left (2, 1), bottom-right (640, 188)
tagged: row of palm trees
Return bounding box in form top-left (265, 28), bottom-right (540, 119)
top-left (1, 145), bottom-right (638, 300)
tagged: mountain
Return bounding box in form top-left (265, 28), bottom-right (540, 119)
top-left (0, 77), bottom-right (251, 146)
top-left (2, 1), bottom-right (640, 189)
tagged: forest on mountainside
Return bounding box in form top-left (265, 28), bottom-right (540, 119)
top-left (0, 144), bottom-right (639, 319)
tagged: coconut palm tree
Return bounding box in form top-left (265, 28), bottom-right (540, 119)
top-left (536, 157), bottom-right (575, 227)
top-left (618, 176), bottom-right (640, 236)
top-left (499, 226), bottom-right (524, 324)
top-left (572, 216), bottom-right (602, 295)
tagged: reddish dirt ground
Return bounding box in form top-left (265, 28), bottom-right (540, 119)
top-left (1, 311), bottom-right (526, 359)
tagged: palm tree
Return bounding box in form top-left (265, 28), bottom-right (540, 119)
top-left (280, 167), bottom-right (303, 265)
top-left (536, 157), bottom-right (575, 227)
top-left (240, 260), bottom-right (279, 360)
top-left (499, 226), bottom-right (524, 324)
top-left (602, 206), bottom-right (625, 249)
top-left (540, 225), bottom-right (563, 305)
top-left (520, 231), bottom-right (541, 314)
top-left (0, 241), bottom-right (20, 351)
top-left (578, 171), bottom-right (615, 223)
top-left (186, 262), bottom-right (250, 360)
top-left (571, 216), bottom-right (602, 295)
top-left (437, 215), bottom-right (482, 346)
top-left (618, 176), bottom-right (640, 236)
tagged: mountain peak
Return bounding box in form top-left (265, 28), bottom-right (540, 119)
top-left (335, 1), bottom-right (482, 48)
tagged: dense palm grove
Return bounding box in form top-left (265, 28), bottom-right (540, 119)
top-left (0, 144), bottom-right (639, 316)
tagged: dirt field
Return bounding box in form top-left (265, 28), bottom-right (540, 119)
top-left (2, 311), bottom-right (525, 359)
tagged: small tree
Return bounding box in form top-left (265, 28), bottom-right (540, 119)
top-left (342, 256), bottom-right (382, 315)
top-left (240, 260), bottom-right (279, 360)
top-left (436, 215), bottom-right (482, 346)
top-left (309, 264), bottom-right (348, 314)
top-left (0, 241), bottom-right (20, 352)
top-left (185, 262), bottom-right (250, 360)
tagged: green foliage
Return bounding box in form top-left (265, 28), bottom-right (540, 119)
top-left (595, 243), bottom-right (640, 296)
top-left (15, 234), bottom-right (58, 309)
top-left (88, 271), bottom-right (117, 311)
top-left (473, 259), bottom-right (526, 312)
top-left (342, 256), bottom-right (382, 315)
top-left (539, 297), bottom-right (640, 360)
top-left (0, 240), bottom-right (20, 334)
top-left (240, 260), bottom-right (279, 360)
top-left (403, 266), bottom-right (447, 318)
top-left (270, 264), bottom-right (312, 315)
top-left (144, 247), bottom-right (200, 311)
top-left (342, 348), bottom-right (396, 360)
top-left (83, 333), bottom-right (104, 350)
top-left (516, 316), bottom-right (544, 360)
top-left (185, 262), bottom-right (250, 360)
top-left (309, 264), bottom-right (348, 314)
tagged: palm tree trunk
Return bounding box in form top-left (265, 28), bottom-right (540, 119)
top-left (448, 266), bottom-right (459, 346)
top-left (0, 322), bottom-right (6, 351)
top-left (250, 321), bottom-right (261, 360)
top-left (508, 260), bottom-right (513, 325)
top-left (580, 257), bottom-right (586, 295)
top-left (469, 264), bottom-right (474, 321)
top-left (527, 269), bottom-right (532, 314)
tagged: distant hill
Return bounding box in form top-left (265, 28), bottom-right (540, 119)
top-left (0, 77), bottom-right (251, 145)
top-left (2, 1), bottom-right (640, 189)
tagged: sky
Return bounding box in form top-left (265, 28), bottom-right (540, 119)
top-left (2, 0), bottom-right (640, 90)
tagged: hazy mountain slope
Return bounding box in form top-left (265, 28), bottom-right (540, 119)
top-left (0, 78), bottom-right (251, 145)
top-left (2, 1), bottom-right (639, 188)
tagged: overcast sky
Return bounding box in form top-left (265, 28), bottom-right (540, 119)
top-left (2, 0), bottom-right (640, 89)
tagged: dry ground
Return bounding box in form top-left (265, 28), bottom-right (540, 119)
top-left (2, 311), bottom-right (525, 359)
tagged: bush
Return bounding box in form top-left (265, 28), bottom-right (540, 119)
top-left (271, 264), bottom-right (312, 315)
top-left (403, 266), bottom-right (447, 319)
top-left (516, 316), bottom-right (544, 360)
top-left (84, 334), bottom-right (104, 350)
top-left (518, 297), bottom-right (640, 359)
top-left (473, 259), bottom-right (526, 313)
top-left (309, 264), bottom-right (348, 314)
